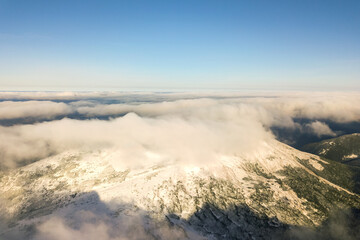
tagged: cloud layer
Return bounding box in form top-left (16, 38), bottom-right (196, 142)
top-left (0, 91), bottom-right (359, 169)
top-left (0, 101), bottom-right (72, 120)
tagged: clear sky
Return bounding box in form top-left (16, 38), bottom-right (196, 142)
top-left (0, 0), bottom-right (359, 91)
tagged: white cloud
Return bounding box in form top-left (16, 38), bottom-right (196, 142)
top-left (1, 91), bottom-right (360, 124)
top-left (34, 204), bottom-right (203, 240)
top-left (0, 111), bottom-right (271, 170)
top-left (0, 91), bottom-right (360, 169)
top-left (34, 214), bottom-right (196, 240)
top-left (305, 121), bottom-right (336, 137)
top-left (0, 101), bottom-right (72, 120)
top-left (76, 92), bottom-right (360, 125)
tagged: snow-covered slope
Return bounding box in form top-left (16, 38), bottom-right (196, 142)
top-left (1, 139), bottom-right (360, 239)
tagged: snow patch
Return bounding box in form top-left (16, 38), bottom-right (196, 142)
top-left (308, 159), bottom-right (324, 171)
top-left (343, 154), bottom-right (359, 160)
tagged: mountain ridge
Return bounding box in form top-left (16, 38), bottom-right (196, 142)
top-left (1, 138), bottom-right (360, 239)
top-left (302, 133), bottom-right (360, 163)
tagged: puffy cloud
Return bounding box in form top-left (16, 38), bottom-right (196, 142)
top-left (246, 94), bottom-right (360, 123)
top-left (0, 101), bottom-right (72, 120)
top-left (36, 217), bottom-right (114, 240)
top-left (75, 93), bottom-right (360, 125)
top-left (305, 121), bottom-right (336, 137)
top-left (0, 110), bottom-right (271, 170)
top-left (32, 192), bottom-right (203, 240)
top-left (35, 211), bottom-right (197, 240)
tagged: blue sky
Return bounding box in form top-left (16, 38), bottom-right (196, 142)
top-left (0, 0), bottom-right (359, 90)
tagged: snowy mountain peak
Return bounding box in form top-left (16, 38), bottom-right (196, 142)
top-left (1, 138), bottom-right (359, 239)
